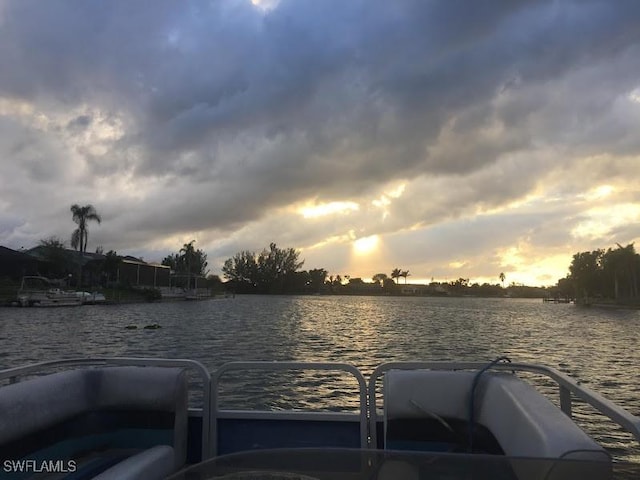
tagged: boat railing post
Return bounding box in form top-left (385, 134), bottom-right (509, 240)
top-left (560, 385), bottom-right (572, 417)
top-left (209, 374), bottom-right (218, 458)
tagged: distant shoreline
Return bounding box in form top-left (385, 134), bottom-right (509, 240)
top-left (579, 302), bottom-right (640, 310)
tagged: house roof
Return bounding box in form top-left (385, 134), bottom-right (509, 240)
top-left (0, 245), bottom-right (37, 262)
top-left (120, 257), bottom-right (170, 269)
top-left (24, 246), bottom-right (106, 266)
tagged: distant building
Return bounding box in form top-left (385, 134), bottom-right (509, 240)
top-left (400, 283), bottom-right (429, 295)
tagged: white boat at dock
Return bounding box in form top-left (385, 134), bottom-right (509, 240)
top-left (74, 291), bottom-right (107, 304)
top-left (15, 276), bottom-right (108, 307)
top-left (16, 276), bottom-right (83, 307)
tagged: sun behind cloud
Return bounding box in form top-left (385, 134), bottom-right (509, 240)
top-left (353, 235), bottom-right (379, 256)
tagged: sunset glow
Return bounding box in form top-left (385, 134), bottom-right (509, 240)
top-left (300, 201), bottom-right (360, 219)
top-left (353, 235), bottom-right (379, 256)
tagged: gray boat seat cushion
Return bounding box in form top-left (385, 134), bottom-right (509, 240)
top-left (0, 366), bottom-right (188, 474)
top-left (384, 369), bottom-right (611, 464)
top-left (0, 369), bottom-right (91, 445)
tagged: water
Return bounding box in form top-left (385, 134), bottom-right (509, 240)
top-left (1, 295), bottom-right (639, 460)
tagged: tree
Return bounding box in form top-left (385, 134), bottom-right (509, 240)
top-left (180, 241), bottom-right (196, 274)
top-left (568, 250), bottom-right (604, 300)
top-left (391, 268), bottom-right (402, 284)
top-left (307, 268), bottom-right (328, 293)
top-left (103, 250), bottom-right (121, 285)
top-left (382, 278), bottom-right (397, 290)
top-left (222, 250), bottom-right (259, 285)
top-left (372, 273), bottom-right (388, 286)
top-left (40, 236), bottom-right (66, 250)
top-left (180, 240), bottom-right (208, 277)
top-left (38, 236), bottom-right (71, 278)
top-left (400, 270), bottom-right (410, 284)
top-left (161, 253), bottom-right (180, 271)
top-left (70, 204), bottom-right (102, 253)
top-left (222, 243), bottom-right (304, 294)
top-left (449, 278), bottom-right (470, 295)
top-left (562, 243), bottom-right (640, 304)
top-left (256, 243), bottom-right (304, 293)
top-left (499, 272), bottom-right (506, 288)
top-left (602, 243), bottom-right (639, 300)
top-left (162, 241), bottom-right (209, 289)
top-left (555, 276), bottom-right (573, 300)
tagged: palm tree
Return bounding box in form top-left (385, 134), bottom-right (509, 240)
top-left (180, 240), bottom-right (197, 289)
top-left (391, 268), bottom-right (401, 284)
top-left (499, 272), bottom-right (506, 288)
top-left (70, 204), bottom-right (102, 253)
top-left (400, 270), bottom-right (410, 284)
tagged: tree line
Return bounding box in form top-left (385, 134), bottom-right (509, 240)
top-left (222, 241), bottom-right (640, 302)
top-left (222, 243), bottom-right (317, 294)
top-left (220, 243), bottom-right (543, 297)
top-left (556, 243), bottom-right (639, 304)
top-left (222, 243), bottom-right (421, 294)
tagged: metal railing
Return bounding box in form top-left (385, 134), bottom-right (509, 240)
top-left (211, 361), bottom-right (369, 455)
top-left (2, 358), bottom-right (639, 459)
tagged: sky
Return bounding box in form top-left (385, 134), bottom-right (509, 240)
top-left (1, 0), bottom-right (640, 287)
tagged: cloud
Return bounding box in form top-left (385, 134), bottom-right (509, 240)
top-left (1, 0), bottom-right (640, 284)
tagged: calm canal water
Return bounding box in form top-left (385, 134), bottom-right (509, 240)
top-left (1, 295), bottom-right (639, 460)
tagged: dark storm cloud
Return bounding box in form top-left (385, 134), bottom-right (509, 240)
top-left (5, 1), bottom-right (639, 168)
top-left (66, 115), bottom-right (92, 132)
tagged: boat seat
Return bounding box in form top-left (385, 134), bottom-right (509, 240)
top-left (0, 366), bottom-right (188, 479)
top-left (384, 370), bottom-right (611, 479)
top-left (92, 445), bottom-right (175, 480)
